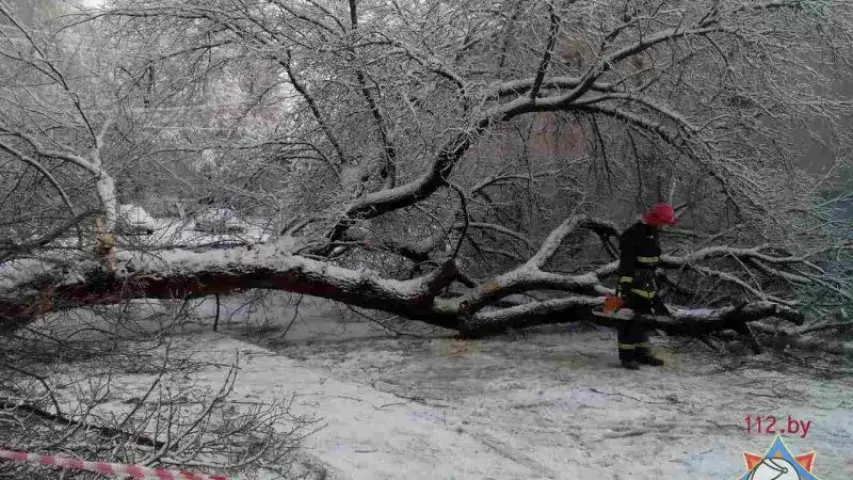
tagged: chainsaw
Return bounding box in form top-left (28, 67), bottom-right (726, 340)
top-left (592, 292), bottom-right (635, 320)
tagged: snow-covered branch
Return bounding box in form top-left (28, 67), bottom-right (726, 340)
top-left (454, 215), bottom-right (619, 315)
top-left (0, 122), bottom-right (117, 232)
top-left (527, 215), bottom-right (619, 270)
top-left (0, 242), bottom-right (461, 336)
top-left (462, 298), bottom-right (804, 338)
top-left (0, 238), bottom-right (807, 345)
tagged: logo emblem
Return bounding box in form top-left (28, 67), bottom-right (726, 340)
top-left (735, 435), bottom-right (822, 480)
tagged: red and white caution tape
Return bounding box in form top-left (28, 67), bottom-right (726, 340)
top-left (0, 448), bottom-right (252, 479)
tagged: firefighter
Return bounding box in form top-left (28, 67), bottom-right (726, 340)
top-left (615, 202), bottom-right (677, 369)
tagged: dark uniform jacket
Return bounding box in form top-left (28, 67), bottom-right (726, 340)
top-left (616, 221), bottom-right (664, 308)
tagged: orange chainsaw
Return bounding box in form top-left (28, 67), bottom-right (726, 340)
top-left (594, 293), bottom-right (634, 320)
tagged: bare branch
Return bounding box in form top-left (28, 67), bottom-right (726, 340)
top-left (0, 210), bottom-right (101, 263)
top-left (279, 52), bottom-right (346, 174)
top-left (348, 0), bottom-right (396, 190)
top-left (529, 4), bottom-right (560, 100)
top-left (0, 141), bottom-right (79, 232)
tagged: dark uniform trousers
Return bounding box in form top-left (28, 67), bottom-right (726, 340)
top-left (616, 278), bottom-right (658, 363)
top-left (615, 221), bottom-right (668, 363)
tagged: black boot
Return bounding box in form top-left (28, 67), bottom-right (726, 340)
top-left (619, 348), bottom-right (640, 370)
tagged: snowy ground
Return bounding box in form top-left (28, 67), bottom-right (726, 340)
top-left (30, 295), bottom-right (853, 479)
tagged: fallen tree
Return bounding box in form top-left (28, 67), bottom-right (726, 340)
top-left (0, 0), bottom-right (850, 355)
top-left (7, 2), bottom-right (853, 479)
top-left (0, 215), bottom-right (813, 344)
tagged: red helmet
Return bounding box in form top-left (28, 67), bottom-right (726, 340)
top-left (643, 202), bottom-right (677, 226)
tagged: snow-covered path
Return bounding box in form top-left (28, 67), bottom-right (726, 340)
top-left (39, 297), bottom-right (853, 479)
top-left (146, 333), bottom-right (565, 480)
top-left (256, 325), bottom-right (853, 480)
top-left (153, 328), bottom-right (853, 480)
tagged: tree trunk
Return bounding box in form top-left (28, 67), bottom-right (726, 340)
top-left (0, 243), bottom-right (804, 341)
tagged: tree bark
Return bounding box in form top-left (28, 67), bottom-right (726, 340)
top-left (0, 241), bottom-right (804, 342)
top-left (0, 246), bottom-right (461, 336)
